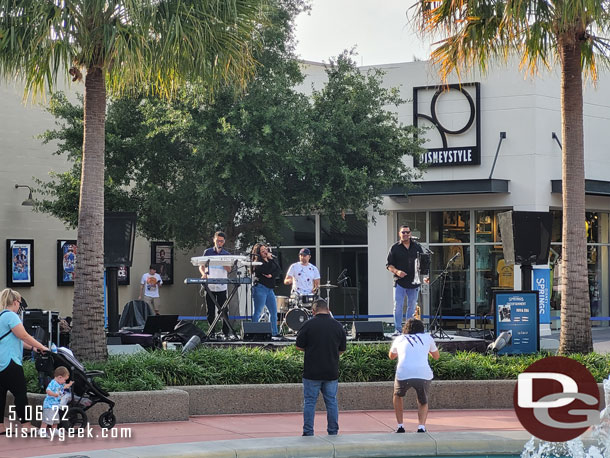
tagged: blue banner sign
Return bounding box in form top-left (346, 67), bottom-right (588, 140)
top-left (494, 291), bottom-right (540, 355)
top-left (532, 267), bottom-right (551, 325)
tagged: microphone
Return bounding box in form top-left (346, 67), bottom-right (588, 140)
top-left (182, 335), bottom-right (201, 354)
top-left (449, 252), bottom-right (461, 263)
top-left (410, 236), bottom-right (419, 240)
top-left (337, 268), bottom-right (348, 281)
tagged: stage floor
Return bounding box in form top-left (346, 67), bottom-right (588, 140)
top-left (200, 331), bottom-right (490, 353)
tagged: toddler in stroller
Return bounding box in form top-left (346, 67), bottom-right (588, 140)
top-left (35, 347), bottom-right (116, 429)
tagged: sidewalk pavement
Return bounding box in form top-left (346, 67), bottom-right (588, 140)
top-left (0, 409), bottom-right (523, 458)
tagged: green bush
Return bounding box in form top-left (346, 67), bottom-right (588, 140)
top-left (23, 345), bottom-right (610, 392)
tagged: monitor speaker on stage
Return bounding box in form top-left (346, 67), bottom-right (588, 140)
top-left (352, 321), bottom-right (385, 341)
top-left (241, 322), bottom-right (272, 341)
top-left (497, 211), bottom-right (552, 265)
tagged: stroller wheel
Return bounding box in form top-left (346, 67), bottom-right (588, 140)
top-left (64, 407), bottom-right (88, 429)
top-left (98, 411), bottom-right (116, 429)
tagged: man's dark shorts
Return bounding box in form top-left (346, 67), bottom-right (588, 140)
top-left (394, 378), bottom-right (431, 404)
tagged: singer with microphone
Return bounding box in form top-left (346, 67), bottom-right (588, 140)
top-left (250, 243), bottom-right (281, 337)
top-left (386, 225), bottom-right (429, 336)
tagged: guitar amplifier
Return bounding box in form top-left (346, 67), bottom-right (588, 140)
top-left (22, 310), bottom-right (60, 347)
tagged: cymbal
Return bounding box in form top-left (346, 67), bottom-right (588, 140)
top-left (319, 283), bottom-right (338, 289)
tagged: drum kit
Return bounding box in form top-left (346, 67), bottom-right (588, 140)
top-left (278, 281), bottom-right (338, 333)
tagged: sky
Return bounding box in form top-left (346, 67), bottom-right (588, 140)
top-left (293, 0), bottom-right (433, 66)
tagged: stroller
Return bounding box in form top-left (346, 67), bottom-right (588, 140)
top-left (35, 347), bottom-right (116, 429)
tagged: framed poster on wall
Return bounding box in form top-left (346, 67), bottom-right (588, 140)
top-left (151, 241), bottom-right (173, 285)
top-left (57, 240), bottom-right (77, 286)
top-left (7, 239), bottom-right (34, 287)
top-left (118, 264), bottom-right (130, 286)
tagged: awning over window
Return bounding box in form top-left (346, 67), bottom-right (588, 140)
top-left (551, 179), bottom-right (610, 197)
top-left (383, 179), bottom-right (510, 197)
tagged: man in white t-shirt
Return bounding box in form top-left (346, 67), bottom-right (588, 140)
top-left (284, 248), bottom-right (320, 296)
top-left (388, 318), bottom-right (440, 433)
top-left (139, 265), bottom-right (163, 315)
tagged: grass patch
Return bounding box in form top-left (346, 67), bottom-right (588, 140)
top-left (23, 345), bottom-right (610, 393)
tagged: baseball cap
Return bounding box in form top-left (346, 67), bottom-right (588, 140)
top-left (299, 248), bottom-right (311, 256)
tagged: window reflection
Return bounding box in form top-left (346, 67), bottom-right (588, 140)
top-left (429, 245), bottom-right (470, 328)
top-left (430, 211), bottom-right (470, 243)
top-left (397, 212), bottom-right (426, 242)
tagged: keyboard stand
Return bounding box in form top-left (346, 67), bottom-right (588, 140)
top-left (204, 282), bottom-right (241, 340)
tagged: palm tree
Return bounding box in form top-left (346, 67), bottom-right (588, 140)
top-left (412, 1), bottom-right (610, 353)
top-left (0, 0), bottom-right (267, 360)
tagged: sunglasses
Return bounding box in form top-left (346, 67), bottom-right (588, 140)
top-left (401, 230), bottom-right (411, 234)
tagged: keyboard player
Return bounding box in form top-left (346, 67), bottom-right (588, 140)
top-left (199, 231), bottom-right (231, 336)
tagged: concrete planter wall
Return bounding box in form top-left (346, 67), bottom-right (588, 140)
top-left (7, 380), bottom-right (604, 424)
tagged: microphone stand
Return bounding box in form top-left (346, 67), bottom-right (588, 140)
top-left (429, 255), bottom-right (459, 340)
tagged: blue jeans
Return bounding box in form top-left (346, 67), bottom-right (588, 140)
top-left (393, 285), bottom-right (420, 332)
top-left (302, 378), bottom-right (339, 436)
top-left (252, 284), bottom-right (278, 336)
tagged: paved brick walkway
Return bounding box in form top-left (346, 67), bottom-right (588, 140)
top-left (0, 409), bottom-right (522, 458)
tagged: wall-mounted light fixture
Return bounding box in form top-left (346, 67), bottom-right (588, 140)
top-left (15, 184), bottom-right (35, 206)
top-left (552, 132), bottom-right (562, 150)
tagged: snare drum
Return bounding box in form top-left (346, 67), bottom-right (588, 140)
top-left (285, 307), bottom-right (312, 331)
top-left (298, 294), bottom-right (318, 308)
top-left (276, 296), bottom-right (290, 313)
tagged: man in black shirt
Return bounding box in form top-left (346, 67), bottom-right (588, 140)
top-left (296, 299), bottom-right (347, 436)
top-left (386, 225), bottom-right (427, 335)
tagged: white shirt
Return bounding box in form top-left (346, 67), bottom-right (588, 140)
top-left (286, 262), bottom-right (320, 295)
top-left (390, 333), bottom-right (438, 380)
top-left (140, 273), bottom-right (162, 298)
top-left (202, 248), bottom-right (229, 292)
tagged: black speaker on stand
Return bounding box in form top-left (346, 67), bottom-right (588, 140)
top-left (22, 309), bottom-right (60, 347)
top-left (497, 211), bottom-right (552, 290)
top-left (104, 212), bottom-right (137, 334)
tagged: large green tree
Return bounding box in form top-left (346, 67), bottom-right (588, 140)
top-left (412, 1), bottom-right (610, 353)
top-left (37, 9), bottom-right (423, 250)
top-left (0, 0), bottom-right (267, 360)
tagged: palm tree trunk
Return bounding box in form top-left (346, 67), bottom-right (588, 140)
top-left (72, 66), bottom-right (108, 361)
top-left (558, 33), bottom-right (593, 354)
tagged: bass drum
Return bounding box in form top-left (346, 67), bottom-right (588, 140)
top-left (285, 308), bottom-right (311, 332)
top-left (276, 296), bottom-right (290, 313)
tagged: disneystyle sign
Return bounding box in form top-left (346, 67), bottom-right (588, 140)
top-left (413, 83), bottom-right (481, 167)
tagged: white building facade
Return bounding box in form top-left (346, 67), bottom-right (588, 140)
top-left (2, 59), bottom-right (610, 329)
top-left (286, 60), bottom-right (610, 328)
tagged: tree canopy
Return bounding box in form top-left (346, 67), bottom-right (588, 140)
top-left (37, 16), bottom-right (424, 250)
top-left (1, 0), bottom-right (269, 361)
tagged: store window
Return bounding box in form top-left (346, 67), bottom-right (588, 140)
top-left (549, 211), bottom-right (609, 323)
top-left (321, 215), bottom-right (367, 245)
top-left (397, 212), bottom-right (426, 242)
top-left (429, 246), bottom-right (471, 323)
top-left (278, 214), bottom-right (368, 316)
top-left (475, 210), bottom-right (503, 244)
top-left (279, 216), bottom-right (316, 246)
top-left (430, 211), bottom-right (470, 243)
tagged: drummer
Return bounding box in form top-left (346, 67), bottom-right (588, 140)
top-left (284, 248), bottom-right (321, 300)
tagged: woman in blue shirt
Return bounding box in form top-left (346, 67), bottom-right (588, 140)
top-left (0, 288), bottom-right (48, 435)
